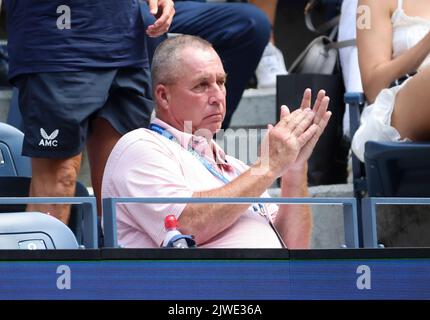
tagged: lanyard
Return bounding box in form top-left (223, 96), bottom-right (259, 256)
top-left (151, 124), bottom-right (230, 178)
top-left (149, 123), bottom-right (286, 247)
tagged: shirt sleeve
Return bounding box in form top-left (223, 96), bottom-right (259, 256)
top-left (104, 133), bottom-right (194, 247)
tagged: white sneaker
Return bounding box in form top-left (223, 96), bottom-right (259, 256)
top-left (255, 43), bottom-right (288, 89)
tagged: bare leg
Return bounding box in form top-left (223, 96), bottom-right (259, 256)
top-left (27, 155), bottom-right (82, 224)
top-left (249, 0), bottom-right (278, 43)
top-left (392, 66), bottom-right (430, 141)
top-left (87, 117), bottom-right (122, 216)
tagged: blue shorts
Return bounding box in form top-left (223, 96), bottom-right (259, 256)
top-left (14, 67), bottom-right (153, 158)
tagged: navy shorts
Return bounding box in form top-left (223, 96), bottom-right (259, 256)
top-left (15, 67), bottom-right (154, 158)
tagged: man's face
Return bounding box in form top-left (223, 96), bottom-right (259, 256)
top-left (163, 46), bottom-right (227, 136)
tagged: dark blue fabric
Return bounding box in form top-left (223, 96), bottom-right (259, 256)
top-left (4, 0), bottom-right (147, 80)
top-left (143, 1), bottom-right (270, 128)
top-left (6, 88), bottom-right (22, 130)
top-left (14, 67), bottom-right (153, 158)
top-left (0, 44), bottom-right (8, 86)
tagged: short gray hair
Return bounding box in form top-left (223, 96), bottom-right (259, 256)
top-left (151, 35), bottom-right (214, 91)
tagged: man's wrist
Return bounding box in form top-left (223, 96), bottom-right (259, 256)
top-left (250, 158), bottom-right (277, 181)
top-left (286, 162), bottom-right (308, 175)
top-left (281, 163), bottom-right (309, 197)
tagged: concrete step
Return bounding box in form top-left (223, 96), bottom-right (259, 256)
top-left (229, 88), bottom-right (276, 128)
top-left (219, 87), bottom-right (276, 165)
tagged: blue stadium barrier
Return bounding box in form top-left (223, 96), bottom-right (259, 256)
top-left (102, 197), bottom-right (359, 248)
top-left (0, 196), bottom-right (98, 248)
top-left (362, 197), bottom-right (430, 248)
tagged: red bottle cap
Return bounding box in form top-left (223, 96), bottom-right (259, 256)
top-left (164, 215), bottom-right (179, 229)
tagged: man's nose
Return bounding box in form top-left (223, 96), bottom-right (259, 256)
top-left (208, 85), bottom-right (225, 105)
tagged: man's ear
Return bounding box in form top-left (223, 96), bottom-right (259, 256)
top-left (154, 84), bottom-right (170, 110)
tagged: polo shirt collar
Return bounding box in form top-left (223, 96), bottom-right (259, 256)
top-left (151, 118), bottom-right (230, 167)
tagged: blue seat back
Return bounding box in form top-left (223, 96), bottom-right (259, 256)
top-left (0, 211), bottom-right (79, 249)
top-left (364, 141), bottom-right (430, 197)
top-left (0, 122), bottom-right (31, 177)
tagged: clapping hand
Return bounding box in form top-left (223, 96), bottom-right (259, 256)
top-left (290, 88), bottom-right (331, 169)
top-left (259, 89), bottom-right (331, 178)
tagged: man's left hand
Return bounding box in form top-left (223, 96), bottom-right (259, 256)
top-left (289, 88), bottom-right (331, 170)
top-left (146, 0), bottom-right (175, 37)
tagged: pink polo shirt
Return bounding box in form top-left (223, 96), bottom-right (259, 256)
top-left (102, 118), bottom-right (282, 248)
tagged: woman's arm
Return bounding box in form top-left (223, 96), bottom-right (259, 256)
top-left (357, 0), bottom-right (430, 102)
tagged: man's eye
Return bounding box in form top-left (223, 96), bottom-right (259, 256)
top-left (195, 82), bottom-right (208, 90)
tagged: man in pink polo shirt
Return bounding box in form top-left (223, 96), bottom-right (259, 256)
top-left (102, 35), bottom-right (331, 249)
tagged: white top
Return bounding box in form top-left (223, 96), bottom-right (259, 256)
top-left (351, 0), bottom-right (430, 161)
top-left (392, 0), bottom-right (430, 71)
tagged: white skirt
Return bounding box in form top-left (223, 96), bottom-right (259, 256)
top-left (351, 80), bottom-right (411, 162)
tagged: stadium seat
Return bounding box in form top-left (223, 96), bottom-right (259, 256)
top-left (0, 122), bottom-right (31, 177)
top-left (364, 141), bottom-right (430, 197)
top-left (346, 92), bottom-right (430, 197)
top-left (0, 211), bottom-right (79, 249)
top-left (345, 92), bottom-right (430, 247)
top-left (0, 121), bottom-right (97, 247)
top-left (0, 176), bottom-right (97, 248)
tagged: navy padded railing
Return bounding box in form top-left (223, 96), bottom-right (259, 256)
top-left (0, 196), bottom-right (98, 248)
top-left (102, 197), bottom-right (359, 249)
top-left (344, 92), bottom-right (366, 247)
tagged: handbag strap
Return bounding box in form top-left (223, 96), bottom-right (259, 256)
top-left (304, 0), bottom-right (356, 49)
top-left (325, 25), bottom-right (356, 49)
top-left (304, 0), bottom-right (342, 34)
top-left (326, 38), bottom-right (356, 49)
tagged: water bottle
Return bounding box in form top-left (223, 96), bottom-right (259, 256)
top-left (162, 215), bottom-right (189, 248)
